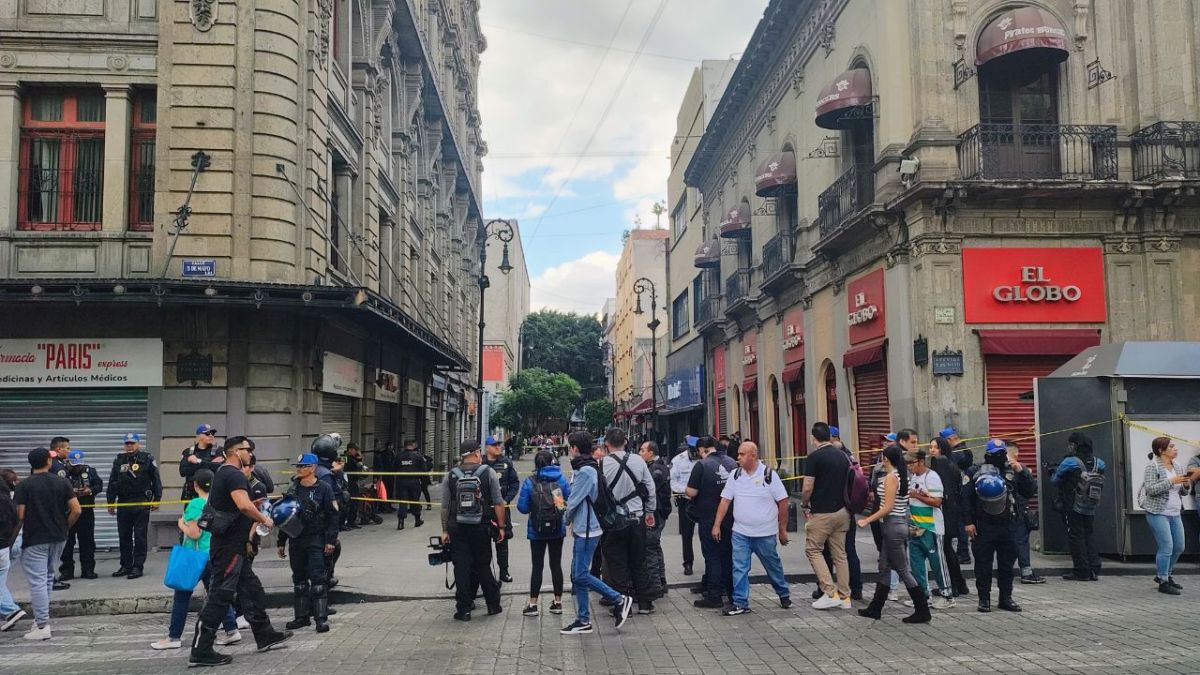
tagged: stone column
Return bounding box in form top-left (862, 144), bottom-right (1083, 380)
top-left (101, 84), bottom-right (132, 233)
top-left (0, 84), bottom-right (21, 232)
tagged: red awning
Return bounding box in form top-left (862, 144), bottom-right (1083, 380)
top-left (754, 151), bottom-right (797, 197)
top-left (693, 239), bottom-right (720, 268)
top-left (743, 376), bottom-right (758, 393)
top-left (782, 363), bottom-right (804, 384)
top-left (628, 398), bottom-right (653, 414)
top-left (976, 329), bottom-right (1100, 356)
top-left (815, 68), bottom-right (873, 130)
top-left (976, 6), bottom-right (1069, 68)
top-left (719, 207), bottom-right (752, 238)
top-left (843, 338), bottom-right (886, 368)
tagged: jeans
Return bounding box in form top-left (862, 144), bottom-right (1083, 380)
top-left (908, 529), bottom-right (949, 596)
top-left (730, 532), bottom-right (789, 608)
top-left (570, 535), bottom-right (619, 624)
top-left (1064, 511), bottom-right (1100, 578)
top-left (167, 569), bottom-right (237, 640)
top-left (19, 541), bottom-right (65, 627)
top-left (529, 537), bottom-right (564, 599)
top-left (0, 547), bottom-right (20, 615)
top-left (1011, 517), bottom-right (1033, 575)
top-left (1145, 513), bottom-right (1185, 579)
top-left (698, 520), bottom-right (733, 602)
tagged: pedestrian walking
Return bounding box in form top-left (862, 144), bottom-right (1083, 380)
top-left (965, 439), bottom-right (1034, 613)
top-left (928, 436), bottom-right (970, 596)
top-left (712, 442), bottom-right (791, 615)
top-left (106, 433), bottom-right (161, 580)
top-left (180, 424), bottom-right (223, 501)
top-left (483, 436), bottom-right (519, 583)
top-left (904, 446), bottom-right (954, 609)
top-left (0, 469), bottom-right (26, 632)
top-left (670, 439), bottom-right (698, 576)
top-left (803, 422), bottom-right (853, 610)
top-left (58, 448), bottom-right (102, 581)
top-left (687, 435), bottom-right (736, 609)
top-left (638, 440), bottom-right (673, 597)
top-left (599, 429), bottom-right (658, 615)
top-left (441, 439), bottom-right (505, 622)
top-left (14, 447), bottom-right (82, 640)
top-left (516, 450), bottom-right (570, 617)
top-left (1051, 432), bottom-right (1106, 581)
top-left (277, 453), bottom-right (339, 632)
top-left (812, 427), bottom-right (864, 601)
top-left (394, 440), bottom-right (426, 530)
top-left (1138, 437), bottom-right (1189, 595)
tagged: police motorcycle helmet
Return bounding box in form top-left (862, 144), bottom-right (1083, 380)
top-left (310, 434), bottom-right (341, 463)
top-left (271, 496), bottom-right (305, 538)
top-left (975, 473), bottom-right (1009, 516)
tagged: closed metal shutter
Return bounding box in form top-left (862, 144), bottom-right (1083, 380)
top-left (0, 388), bottom-right (148, 549)
top-left (852, 361), bottom-right (891, 467)
top-left (403, 406), bottom-right (421, 445)
top-left (716, 395), bottom-right (727, 437)
top-left (321, 393), bottom-right (354, 447)
top-left (374, 403), bottom-right (396, 449)
top-left (985, 356), bottom-right (1069, 468)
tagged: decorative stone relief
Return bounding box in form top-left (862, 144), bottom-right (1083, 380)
top-left (819, 21), bottom-right (835, 57)
top-left (107, 55), bottom-right (128, 71)
top-left (910, 236), bottom-right (963, 257)
top-left (791, 73), bottom-right (804, 98)
top-left (1074, 0), bottom-right (1091, 49)
top-left (952, 0), bottom-right (969, 50)
top-left (0, 53), bottom-right (14, 69)
top-left (1151, 237), bottom-right (1180, 253)
top-left (1104, 237), bottom-right (1139, 254)
top-left (189, 0), bottom-right (218, 31)
top-left (317, 0), bottom-right (332, 68)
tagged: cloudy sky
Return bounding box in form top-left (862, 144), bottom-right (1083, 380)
top-left (477, 0), bottom-right (768, 314)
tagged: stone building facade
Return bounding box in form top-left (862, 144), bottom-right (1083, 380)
top-left (682, 0), bottom-right (1200, 470)
top-left (613, 228), bottom-right (667, 435)
top-left (0, 0), bottom-right (488, 539)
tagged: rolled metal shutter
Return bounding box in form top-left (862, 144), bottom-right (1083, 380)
top-left (852, 361), bottom-right (891, 467)
top-left (402, 406), bottom-right (421, 445)
top-left (374, 403), bottom-right (396, 449)
top-left (321, 393), bottom-right (354, 447)
top-left (716, 395), bottom-right (727, 437)
top-left (0, 388), bottom-right (148, 549)
top-left (985, 356), bottom-right (1069, 468)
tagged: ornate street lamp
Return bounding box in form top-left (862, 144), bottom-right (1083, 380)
top-left (632, 277), bottom-right (660, 440)
top-left (477, 218), bottom-right (514, 440)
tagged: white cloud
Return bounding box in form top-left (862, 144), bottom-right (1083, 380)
top-left (530, 250), bottom-right (620, 314)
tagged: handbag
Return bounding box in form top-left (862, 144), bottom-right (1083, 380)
top-left (163, 540), bottom-right (208, 591)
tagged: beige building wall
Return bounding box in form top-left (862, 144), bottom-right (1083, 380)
top-left (613, 229), bottom-right (668, 409)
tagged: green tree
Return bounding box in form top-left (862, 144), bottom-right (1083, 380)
top-left (584, 399), bottom-right (615, 433)
top-left (491, 368), bottom-right (582, 436)
top-left (522, 310), bottom-right (605, 400)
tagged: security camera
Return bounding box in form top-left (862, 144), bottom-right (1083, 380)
top-left (898, 157), bottom-right (920, 179)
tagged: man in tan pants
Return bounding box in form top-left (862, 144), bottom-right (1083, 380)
top-left (801, 422), bottom-right (852, 609)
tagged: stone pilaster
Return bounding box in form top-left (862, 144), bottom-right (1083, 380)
top-left (101, 84), bottom-right (132, 233)
top-left (0, 84), bottom-right (21, 232)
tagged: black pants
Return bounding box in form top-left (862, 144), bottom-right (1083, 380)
top-left (941, 522), bottom-right (968, 592)
top-left (324, 539), bottom-right (341, 584)
top-left (821, 513), bottom-right (862, 593)
top-left (495, 524), bottom-right (512, 575)
top-left (972, 521), bottom-right (1017, 601)
top-left (453, 525), bottom-right (500, 614)
top-left (676, 497), bottom-right (695, 566)
top-left (420, 479), bottom-right (431, 505)
top-left (1065, 511), bottom-right (1100, 577)
top-left (288, 539), bottom-right (327, 586)
top-left (528, 537), bottom-right (564, 599)
top-left (602, 521), bottom-right (655, 608)
top-left (116, 505), bottom-right (150, 569)
top-left (396, 482), bottom-right (423, 523)
top-left (697, 520), bottom-right (733, 603)
top-left (60, 506), bottom-right (96, 574)
top-left (192, 551), bottom-right (273, 653)
top-left (590, 533), bottom-right (606, 577)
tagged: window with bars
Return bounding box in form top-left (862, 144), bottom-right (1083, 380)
top-left (129, 90), bottom-right (156, 231)
top-left (18, 90), bottom-right (106, 231)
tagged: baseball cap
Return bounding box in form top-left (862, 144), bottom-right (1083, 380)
top-left (292, 452), bottom-right (319, 466)
top-left (485, 436), bottom-right (500, 446)
top-left (459, 439), bottom-right (481, 456)
top-left (939, 426), bottom-right (957, 439)
top-left (985, 439), bottom-right (1008, 455)
top-left (685, 435), bottom-right (699, 447)
top-left (123, 433), bottom-right (140, 444)
top-left (196, 423), bottom-right (217, 435)
top-left (67, 449), bottom-right (85, 462)
top-left (829, 426), bottom-right (840, 438)
top-left (883, 432), bottom-right (897, 443)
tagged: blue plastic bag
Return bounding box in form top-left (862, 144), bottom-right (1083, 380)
top-left (163, 543), bottom-right (208, 591)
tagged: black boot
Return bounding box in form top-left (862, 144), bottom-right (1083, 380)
top-left (977, 594), bottom-right (992, 613)
top-left (189, 621), bottom-right (230, 666)
top-left (285, 583), bottom-right (311, 630)
top-left (997, 596), bottom-right (1022, 612)
top-left (857, 583), bottom-right (889, 620)
top-left (414, 516), bottom-right (424, 528)
top-left (902, 586), bottom-right (931, 624)
top-left (312, 584), bottom-right (330, 633)
top-left (397, 519), bottom-right (405, 530)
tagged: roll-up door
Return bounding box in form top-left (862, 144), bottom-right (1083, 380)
top-left (716, 395), bottom-right (727, 437)
top-left (852, 361), bottom-right (891, 467)
top-left (985, 356), bottom-right (1069, 468)
top-left (0, 388), bottom-right (148, 549)
top-left (374, 403), bottom-right (396, 449)
top-left (403, 406), bottom-right (421, 445)
top-left (321, 393), bottom-right (354, 447)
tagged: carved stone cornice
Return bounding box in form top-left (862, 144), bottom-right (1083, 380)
top-left (909, 235), bottom-right (963, 257)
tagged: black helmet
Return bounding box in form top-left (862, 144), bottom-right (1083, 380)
top-left (311, 434), bottom-right (340, 461)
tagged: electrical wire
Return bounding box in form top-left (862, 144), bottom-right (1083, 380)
top-left (481, 21), bottom-right (704, 63)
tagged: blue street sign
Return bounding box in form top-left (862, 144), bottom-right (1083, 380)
top-left (182, 260), bottom-right (217, 277)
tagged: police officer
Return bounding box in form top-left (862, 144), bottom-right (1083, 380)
top-left (420, 443), bottom-right (435, 510)
top-left (310, 434), bottom-right (344, 587)
top-left (49, 436), bottom-right (71, 475)
top-left (686, 435), bottom-right (737, 609)
top-left (394, 441), bottom-right (426, 530)
top-left (483, 435), bottom-right (519, 583)
top-left (180, 423), bottom-right (223, 500)
top-left (441, 439), bottom-right (506, 621)
top-left (963, 439), bottom-right (1036, 613)
top-left (106, 433), bottom-right (161, 579)
top-left (59, 449), bottom-right (102, 581)
top-left (277, 453), bottom-right (339, 634)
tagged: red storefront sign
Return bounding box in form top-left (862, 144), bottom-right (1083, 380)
top-left (846, 269), bottom-right (886, 344)
top-left (741, 331), bottom-right (758, 378)
top-left (712, 345), bottom-right (726, 392)
top-left (962, 247), bottom-right (1106, 324)
top-left (782, 308), bottom-right (804, 365)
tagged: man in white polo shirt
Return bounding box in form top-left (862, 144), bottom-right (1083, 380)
top-left (711, 441), bottom-right (791, 616)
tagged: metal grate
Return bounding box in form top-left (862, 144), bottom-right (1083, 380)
top-left (18, 132), bottom-right (105, 231)
top-left (817, 164), bottom-right (873, 240)
top-left (957, 122), bottom-right (1118, 181)
top-left (1131, 121), bottom-right (1200, 182)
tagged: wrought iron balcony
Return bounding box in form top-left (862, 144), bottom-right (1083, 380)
top-left (957, 122), bottom-right (1118, 181)
top-left (1131, 121), bottom-right (1200, 182)
top-left (724, 268), bottom-right (755, 315)
top-left (761, 231), bottom-right (792, 282)
top-left (817, 164), bottom-right (874, 241)
top-left (695, 295), bottom-right (723, 332)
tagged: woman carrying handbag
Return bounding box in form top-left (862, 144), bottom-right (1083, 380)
top-left (150, 469), bottom-right (240, 650)
top-left (1138, 437), bottom-right (1191, 596)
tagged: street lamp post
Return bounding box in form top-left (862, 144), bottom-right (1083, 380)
top-left (633, 277), bottom-right (660, 442)
top-left (477, 218), bottom-right (514, 441)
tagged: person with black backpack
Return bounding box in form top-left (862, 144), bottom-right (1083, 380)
top-left (1051, 432), bottom-right (1107, 582)
top-left (598, 429), bottom-right (658, 616)
top-left (439, 439), bottom-right (506, 622)
top-left (516, 450), bottom-right (571, 617)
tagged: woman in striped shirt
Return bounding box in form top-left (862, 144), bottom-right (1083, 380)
top-left (856, 445), bottom-right (930, 623)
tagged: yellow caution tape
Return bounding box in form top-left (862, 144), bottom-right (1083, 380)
top-left (81, 499), bottom-right (191, 509)
top-left (351, 496), bottom-right (513, 509)
top-left (1121, 416), bottom-right (1200, 448)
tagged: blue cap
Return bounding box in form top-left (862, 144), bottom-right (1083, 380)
top-left (883, 432), bottom-right (897, 443)
top-left (485, 436), bottom-right (500, 446)
top-left (829, 426), bottom-right (840, 438)
top-left (67, 450), bottom-right (85, 462)
top-left (293, 452), bottom-right (319, 466)
top-left (685, 435), bottom-right (699, 447)
top-left (123, 433), bottom-right (140, 444)
top-left (196, 423), bottom-right (217, 435)
top-left (939, 426), bottom-right (957, 439)
top-left (985, 439), bottom-right (1008, 455)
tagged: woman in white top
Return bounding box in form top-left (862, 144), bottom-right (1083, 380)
top-left (855, 445), bottom-right (929, 623)
top-left (1139, 437), bottom-right (1189, 595)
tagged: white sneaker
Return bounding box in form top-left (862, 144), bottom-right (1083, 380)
top-left (150, 638), bottom-right (181, 650)
top-left (840, 596), bottom-right (852, 609)
top-left (902, 598), bottom-right (915, 608)
top-left (931, 596), bottom-right (955, 610)
top-left (812, 593), bottom-right (842, 610)
top-left (23, 624), bottom-right (51, 641)
top-left (216, 629), bottom-right (242, 645)
top-left (888, 591), bottom-right (899, 602)
top-left (1, 608), bottom-right (26, 632)
top-left (235, 616), bottom-right (250, 630)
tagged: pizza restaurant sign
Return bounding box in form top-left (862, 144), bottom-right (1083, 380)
top-left (0, 338), bottom-right (164, 388)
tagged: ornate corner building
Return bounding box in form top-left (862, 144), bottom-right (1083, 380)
top-left (0, 0), bottom-right (488, 529)
top-left (675, 0), bottom-right (1200, 471)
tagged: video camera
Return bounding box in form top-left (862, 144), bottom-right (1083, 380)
top-left (427, 536), bottom-right (449, 566)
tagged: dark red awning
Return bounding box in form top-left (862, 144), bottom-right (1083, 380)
top-left (719, 207), bottom-right (751, 239)
top-left (693, 239), bottom-right (720, 268)
top-left (755, 151), bottom-right (797, 197)
top-left (815, 68), bottom-right (873, 130)
top-left (782, 363), bottom-right (804, 384)
top-left (743, 376), bottom-right (758, 393)
top-left (628, 398), bottom-right (653, 414)
top-left (976, 6), bottom-right (1069, 68)
top-left (977, 329), bottom-right (1100, 356)
top-left (843, 338), bottom-right (886, 368)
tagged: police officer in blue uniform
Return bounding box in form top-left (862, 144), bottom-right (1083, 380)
top-left (311, 434), bottom-right (344, 587)
top-left (277, 453), bottom-right (339, 634)
top-left (483, 436), bottom-right (519, 583)
top-left (393, 441), bottom-right (426, 530)
top-left (59, 449), bottom-right (103, 581)
top-left (106, 433), bottom-right (161, 579)
top-left (963, 439), bottom-right (1036, 613)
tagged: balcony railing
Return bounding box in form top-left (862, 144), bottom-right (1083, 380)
top-left (696, 295), bottom-right (722, 328)
top-left (1131, 121), bottom-right (1200, 182)
top-left (957, 122), bottom-right (1118, 181)
top-left (817, 164), bottom-right (874, 240)
top-left (724, 268), bottom-right (753, 307)
top-left (761, 231), bottom-right (793, 283)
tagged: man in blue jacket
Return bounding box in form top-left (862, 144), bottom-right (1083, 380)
top-left (1051, 432), bottom-right (1106, 581)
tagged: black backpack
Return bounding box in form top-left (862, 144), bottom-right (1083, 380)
top-left (588, 456), bottom-right (640, 532)
top-left (529, 478), bottom-right (565, 538)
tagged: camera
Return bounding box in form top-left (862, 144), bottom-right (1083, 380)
top-left (427, 536), bottom-right (449, 566)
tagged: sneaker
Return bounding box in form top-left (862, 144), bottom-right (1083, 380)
top-left (840, 596), bottom-right (852, 609)
top-left (187, 650), bottom-right (233, 667)
top-left (522, 604), bottom-right (539, 617)
top-left (548, 601), bottom-right (563, 615)
top-left (215, 630), bottom-right (242, 645)
top-left (255, 629), bottom-right (293, 652)
top-left (1159, 581), bottom-right (1182, 596)
top-left (902, 598), bottom-right (915, 608)
top-left (151, 637), bottom-right (182, 650)
top-left (722, 606), bottom-right (751, 616)
top-left (560, 620), bottom-right (593, 634)
top-left (931, 596), bottom-right (955, 610)
top-left (780, 597), bottom-right (793, 609)
top-left (23, 624), bottom-right (51, 641)
top-left (637, 604), bottom-right (655, 615)
top-left (1020, 574), bottom-right (1046, 585)
top-left (613, 595), bottom-right (634, 629)
top-left (52, 580), bottom-right (70, 590)
top-left (235, 616), bottom-right (250, 630)
top-left (888, 591), bottom-right (899, 602)
top-left (1, 609), bottom-right (26, 632)
top-left (1168, 577), bottom-right (1183, 590)
top-left (812, 593), bottom-right (842, 610)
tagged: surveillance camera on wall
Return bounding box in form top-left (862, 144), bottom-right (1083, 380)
top-left (898, 157), bottom-right (920, 179)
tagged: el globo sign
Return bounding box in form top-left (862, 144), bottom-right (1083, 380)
top-left (962, 248), bottom-right (1106, 324)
